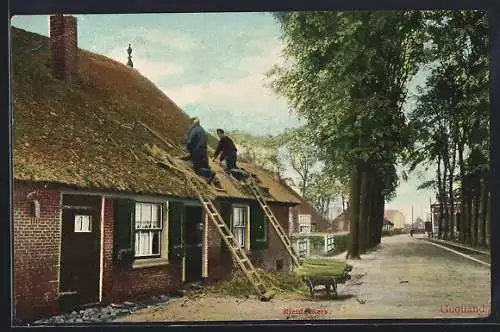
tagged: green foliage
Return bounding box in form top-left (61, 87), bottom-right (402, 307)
top-left (405, 10), bottom-right (489, 189)
top-left (268, 11), bottom-right (426, 200)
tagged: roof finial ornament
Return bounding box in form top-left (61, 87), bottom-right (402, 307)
top-left (127, 44), bottom-right (134, 68)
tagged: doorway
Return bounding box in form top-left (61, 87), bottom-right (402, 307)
top-left (184, 205), bottom-right (204, 283)
top-left (59, 207), bottom-right (100, 306)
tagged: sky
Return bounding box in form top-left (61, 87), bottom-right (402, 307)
top-left (10, 12), bottom-right (436, 223)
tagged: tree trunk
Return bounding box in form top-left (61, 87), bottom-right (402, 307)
top-left (358, 163), bottom-right (369, 255)
top-left (458, 146), bottom-right (467, 243)
top-left (376, 192), bottom-right (385, 245)
top-left (437, 155), bottom-right (446, 239)
top-left (478, 174), bottom-right (487, 247)
top-left (368, 176), bottom-right (379, 249)
top-left (364, 167), bottom-right (375, 250)
top-left (447, 144), bottom-right (457, 239)
top-left (347, 163), bottom-right (362, 259)
top-left (465, 175), bottom-right (473, 245)
top-left (472, 173), bottom-right (481, 246)
top-left (485, 185), bottom-right (490, 248)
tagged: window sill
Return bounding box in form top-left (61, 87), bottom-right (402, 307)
top-left (132, 257), bottom-right (169, 269)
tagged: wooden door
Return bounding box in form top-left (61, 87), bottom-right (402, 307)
top-left (184, 206), bottom-right (203, 283)
top-left (59, 208), bottom-right (100, 305)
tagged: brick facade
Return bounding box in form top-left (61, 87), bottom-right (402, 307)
top-left (13, 185), bottom-right (61, 322)
top-left (13, 186), bottom-right (295, 322)
top-left (49, 14), bottom-right (78, 80)
top-left (290, 202), bottom-right (331, 233)
top-left (249, 204), bottom-right (292, 272)
top-left (101, 198), bottom-right (183, 304)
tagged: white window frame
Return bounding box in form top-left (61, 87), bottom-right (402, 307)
top-left (231, 205), bottom-right (250, 250)
top-left (74, 214), bottom-right (92, 233)
top-left (298, 238), bottom-right (309, 257)
top-left (134, 202), bottom-right (164, 259)
top-left (325, 235), bottom-right (335, 253)
top-left (298, 214), bottom-right (311, 234)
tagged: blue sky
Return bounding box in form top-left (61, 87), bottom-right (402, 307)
top-left (11, 13), bottom-right (435, 222)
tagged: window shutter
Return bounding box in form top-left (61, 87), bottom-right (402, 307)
top-left (168, 201), bottom-right (185, 262)
top-left (113, 199), bottom-right (135, 264)
top-left (219, 201), bottom-right (233, 260)
top-left (250, 203), bottom-right (268, 250)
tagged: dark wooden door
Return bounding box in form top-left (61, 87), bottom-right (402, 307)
top-left (60, 208), bottom-right (100, 305)
top-left (184, 206), bottom-right (203, 283)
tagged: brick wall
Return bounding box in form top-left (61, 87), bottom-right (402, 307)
top-left (101, 198), bottom-right (182, 303)
top-left (291, 202), bottom-right (331, 233)
top-left (49, 14), bottom-right (78, 80)
top-left (248, 204), bottom-right (292, 272)
top-left (13, 185), bottom-right (61, 322)
top-left (206, 201), bottom-right (233, 282)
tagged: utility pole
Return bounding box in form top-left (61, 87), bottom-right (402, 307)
top-left (411, 205), bottom-right (414, 230)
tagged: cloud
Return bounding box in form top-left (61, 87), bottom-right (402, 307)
top-left (163, 42), bottom-right (285, 113)
top-left (121, 27), bottom-right (199, 51)
top-left (104, 47), bottom-right (184, 81)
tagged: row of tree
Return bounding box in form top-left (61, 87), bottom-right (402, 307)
top-left (265, 10), bottom-right (490, 257)
top-left (406, 11), bottom-right (490, 247)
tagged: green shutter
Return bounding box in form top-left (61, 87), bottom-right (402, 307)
top-left (168, 201), bottom-right (185, 262)
top-left (250, 203), bottom-right (268, 250)
top-left (219, 201), bottom-right (233, 259)
top-left (113, 199), bottom-right (135, 264)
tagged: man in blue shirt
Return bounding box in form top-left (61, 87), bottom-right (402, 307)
top-left (185, 117), bottom-right (215, 183)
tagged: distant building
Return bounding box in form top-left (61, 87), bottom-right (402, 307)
top-left (384, 210), bottom-right (405, 230)
top-left (382, 219), bottom-right (394, 231)
top-left (330, 210), bottom-right (350, 233)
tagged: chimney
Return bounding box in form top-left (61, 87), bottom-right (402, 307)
top-left (49, 14), bottom-right (78, 80)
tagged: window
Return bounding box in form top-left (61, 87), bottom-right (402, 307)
top-left (134, 202), bottom-right (163, 258)
top-left (298, 214), bottom-right (311, 234)
top-left (298, 239), bottom-right (309, 257)
top-left (74, 215), bottom-right (91, 232)
top-left (232, 205), bottom-right (248, 248)
top-left (326, 235), bottom-right (335, 253)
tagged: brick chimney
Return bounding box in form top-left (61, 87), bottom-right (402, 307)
top-left (49, 14), bottom-right (78, 80)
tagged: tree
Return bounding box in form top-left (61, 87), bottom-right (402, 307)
top-left (279, 126), bottom-right (319, 196)
top-left (304, 171), bottom-right (345, 218)
top-left (405, 10), bottom-right (489, 246)
top-left (224, 130), bottom-right (286, 177)
top-left (268, 11), bottom-right (425, 257)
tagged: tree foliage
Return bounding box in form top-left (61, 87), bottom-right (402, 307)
top-left (405, 10), bottom-right (489, 244)
top-left (268, 11), bottom-right (426, 257)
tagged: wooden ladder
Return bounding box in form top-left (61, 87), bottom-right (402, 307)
top-left (187, 178), bottom-right (275, 301)
top-left (243, 178), bottom-right (301, 269)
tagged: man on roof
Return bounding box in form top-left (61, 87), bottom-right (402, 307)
top-left (185, 117), bottom-right (216, 184)
top-left (213, 129), bottom-right (238, 174)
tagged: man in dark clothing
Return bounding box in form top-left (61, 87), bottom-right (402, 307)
top-left (185, 117), bottom-right (215, 183)
top-left (213, 129), bottom-right (238, 173)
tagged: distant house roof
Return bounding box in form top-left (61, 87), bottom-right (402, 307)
top-left (11, 27), bottom-right (300, 205)
top-left (332, 209), bottom-right (348, 223)
top-left (384, 209), bottom-right (404, 221)
top-left (275, 178), bottom-right (330, 225)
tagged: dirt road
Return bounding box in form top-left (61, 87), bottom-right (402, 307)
top-left (116, 234), bottom-right (491, 321)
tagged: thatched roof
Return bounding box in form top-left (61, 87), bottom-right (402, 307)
top-left (11, 27), bottom-right (300, 205)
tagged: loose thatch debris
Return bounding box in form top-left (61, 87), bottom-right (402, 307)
top-left (186, 269), bottom-right (310, 299)
top-left (185, 259), bottom-right (354, 300)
